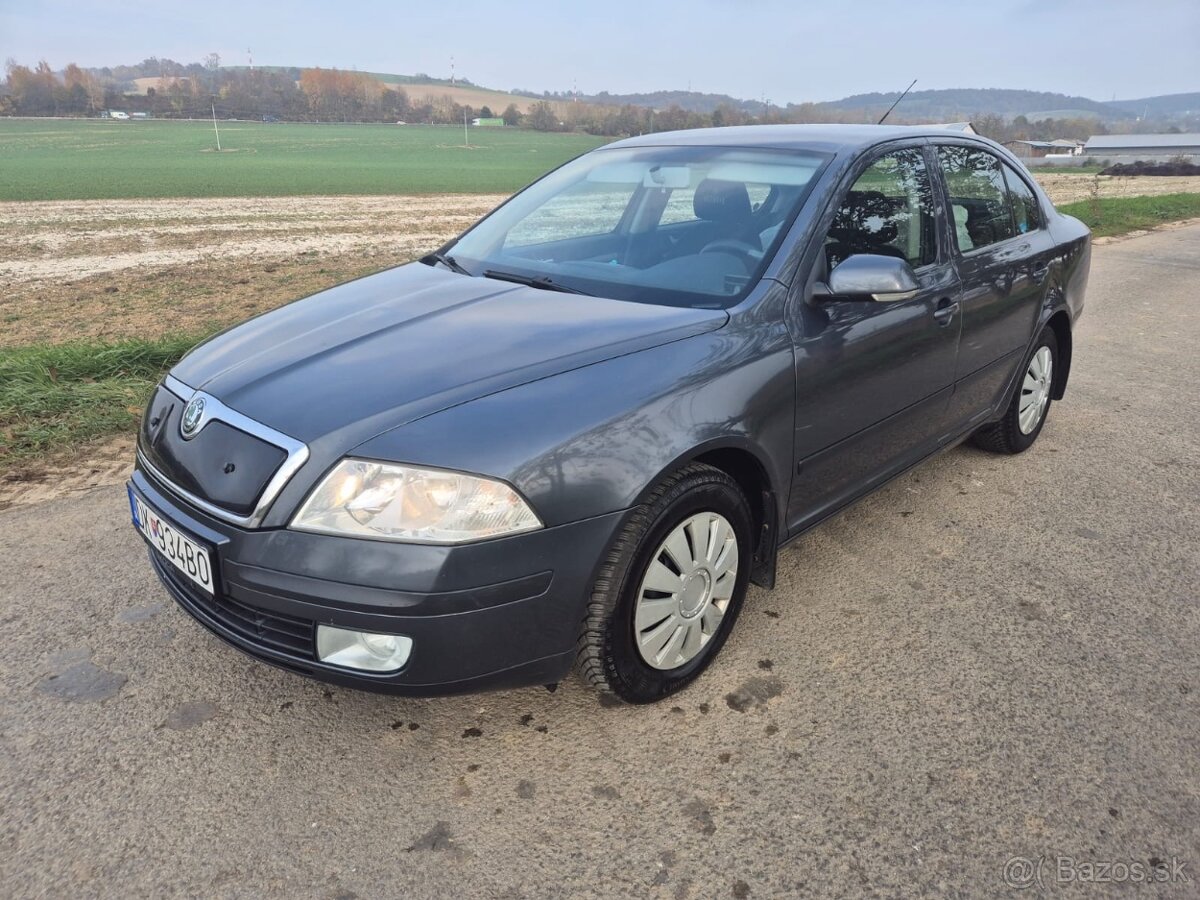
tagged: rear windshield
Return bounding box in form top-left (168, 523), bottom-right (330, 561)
top-left (447, 145), bottom-right (830, 307)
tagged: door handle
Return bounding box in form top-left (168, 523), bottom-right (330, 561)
top-left (932, 297), bottom-right (959, 325)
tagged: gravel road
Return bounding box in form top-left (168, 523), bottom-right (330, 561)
top-left (2, 224), bottom-right (1198, 898)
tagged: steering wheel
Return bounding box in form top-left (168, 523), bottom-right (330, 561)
top-left (699, 239), bottom-right (761, 269)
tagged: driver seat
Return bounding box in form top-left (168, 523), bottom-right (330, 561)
top-left (693, 179), bottom-right (762, 253)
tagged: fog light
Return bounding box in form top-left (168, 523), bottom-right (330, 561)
top-left (316, 625), bottom-right (413, 673)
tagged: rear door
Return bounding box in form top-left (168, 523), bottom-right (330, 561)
top-left (787, 142), bottom-right (962, 533)
top-left (934, 144), bottom-right (1057, 431)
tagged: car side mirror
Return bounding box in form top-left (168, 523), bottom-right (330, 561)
top-left (823, 254), bottom-right (920, 302)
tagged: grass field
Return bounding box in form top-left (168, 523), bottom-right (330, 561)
top-left (0, 119), bottom-right (606, 201)
top-left (1058, 193), bottom-right (1200, 238)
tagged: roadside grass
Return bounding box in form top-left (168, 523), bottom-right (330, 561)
top-left (0, 119), bottom-right (606, 201)
top-left (0, 334), bottom-right (203, 470)
top-left (1058, 192), bottom-right (1200, 238)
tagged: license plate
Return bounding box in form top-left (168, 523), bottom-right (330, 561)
top-left (129, 487), bottom-right (215, 595)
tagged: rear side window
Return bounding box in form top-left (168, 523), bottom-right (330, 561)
top-left (936, 146), bottom-right (1016, 252)
top-left (1001, 162), bottom-right (1042, 234)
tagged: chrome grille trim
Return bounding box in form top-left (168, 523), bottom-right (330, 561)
top-left (140, 375), bottom-right (310, 528)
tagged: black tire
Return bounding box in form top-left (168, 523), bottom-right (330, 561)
top-left (972, 326), bottom-right (1059, 454)
top-left (576, 463), bottom-right (753, 704)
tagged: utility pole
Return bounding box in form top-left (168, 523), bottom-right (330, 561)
top-left (463, 109), bottom-right (469, 147)
top-left (211, 100), bottom-right (221, 151)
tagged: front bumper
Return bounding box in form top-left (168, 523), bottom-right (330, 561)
top-left (129, 465), bottom-right (626, 695)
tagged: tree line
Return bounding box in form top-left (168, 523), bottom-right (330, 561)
top-left (0, 57), bottom-right (503, 124)
top-left (520, 98), bottom-right (1108, 143)
top-left (1, 56), bottom-right (1109, 143)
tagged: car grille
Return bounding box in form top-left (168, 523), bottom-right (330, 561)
top-left (140, 384), bottom-right (288, 518)
top-left (149, 550), bottom-right (315, 658)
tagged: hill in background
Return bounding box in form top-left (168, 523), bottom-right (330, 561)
top-left (77, 57), bottom-right (1200, 127)
top-left (1106, 92), bottom-right (1200, 118)
top-left (468, 84), bottom-right (1199, 125)
top-left (815, 87), bottom-right (1124, 120)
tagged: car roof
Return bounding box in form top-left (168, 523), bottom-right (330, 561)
top-left (606, 124), bottom-right (987, 154)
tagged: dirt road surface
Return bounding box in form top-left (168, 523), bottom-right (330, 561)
top-left (1, 226), bottom-right (1199, 899)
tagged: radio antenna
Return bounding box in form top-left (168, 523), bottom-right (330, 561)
top-left (878, 78), bottom-right (917, 124)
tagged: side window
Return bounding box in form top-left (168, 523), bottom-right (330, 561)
top-left (936, 146), bottom-right (1016, 251)
top-left (826, 148), bottom-right (936, 271)
top-left (1001, 162), bottom-right (1042, 234)
top-left (505, 180), bottom-right (633, 248)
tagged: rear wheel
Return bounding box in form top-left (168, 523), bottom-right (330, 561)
top-left (972, 326), bottom-right (1058, 454)
top-left (576, 464), bottom-right (752, 704)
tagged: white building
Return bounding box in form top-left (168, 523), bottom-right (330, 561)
top-left (1083, 133), bottom-right (1200, 161)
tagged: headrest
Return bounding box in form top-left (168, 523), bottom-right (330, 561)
top-left (693, 179), bottom-right (752, 223)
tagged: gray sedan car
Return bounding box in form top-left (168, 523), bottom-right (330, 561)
top-left (128, 125), bottom-right (1090, 703)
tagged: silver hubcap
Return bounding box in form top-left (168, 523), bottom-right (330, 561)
top-left (1019, 346), bottom-right (1053, 435)
top-left (634, 512), bottom-right (739, 670)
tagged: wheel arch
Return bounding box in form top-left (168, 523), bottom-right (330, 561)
top-left (1045, 309), bottom-right (1072, 400)
top-left (638, 439), bottom-right (782, 589)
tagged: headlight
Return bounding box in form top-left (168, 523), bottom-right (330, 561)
top-left (291, 459), bottom-right (541, 543)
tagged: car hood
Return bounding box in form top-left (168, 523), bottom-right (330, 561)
top-left (171, 263), bottom-right (727, 448)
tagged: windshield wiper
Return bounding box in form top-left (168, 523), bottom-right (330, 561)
top-left (422, 250), bottom-right (471, 276)
top-left (483, 269), bottom-right (590, 295)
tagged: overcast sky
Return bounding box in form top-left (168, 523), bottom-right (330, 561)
top-left (2, 0), bottom-right (1196, 102)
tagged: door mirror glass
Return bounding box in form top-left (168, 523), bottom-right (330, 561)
top-left (825, 253), bottom-right (920, 302)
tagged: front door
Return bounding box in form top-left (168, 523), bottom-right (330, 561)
top-left (787, 144), bottom-right (962, 534)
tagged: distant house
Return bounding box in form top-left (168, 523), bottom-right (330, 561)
top-left (1003, 139), bottom-right (1081, 159)
top-left (933, 122), bottom-right (977, 134)
top-left (1004, 140), bottom-right (1059, 159)
top-left (471, 117), bottom-right (505, 127)
top-left (1084, 133), bottom-right (1200, 161)
top-left (1048, 139), bottom-right (1082, 153)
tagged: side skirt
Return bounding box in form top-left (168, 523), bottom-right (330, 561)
top-left (777, 421), bottom-right (981, 555)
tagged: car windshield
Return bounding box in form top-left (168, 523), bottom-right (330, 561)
top-left (445, 145), bottom-right (829, 308)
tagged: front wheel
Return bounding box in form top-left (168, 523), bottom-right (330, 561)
top-left (576, 464), bottom-right (753, 704)
top-left (972, 326), bottom-right (1058, 454)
